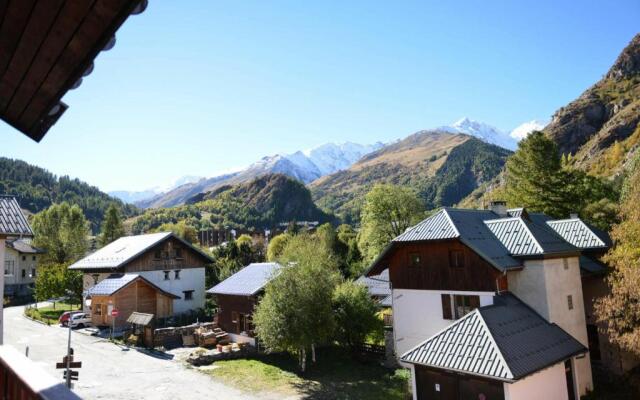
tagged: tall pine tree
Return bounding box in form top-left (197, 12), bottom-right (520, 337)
top-left (98, 203), bottom-right (125, 247)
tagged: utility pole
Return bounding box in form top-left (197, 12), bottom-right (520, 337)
top-left (66, 319), bottom-right (72, 388)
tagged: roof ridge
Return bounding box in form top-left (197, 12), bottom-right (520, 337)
top-left (517, 218), bottom-right (544, 254)
top-left (442, 208), bottom-right (461, 237)
top-left (475, 308), bottom-right (515, 380)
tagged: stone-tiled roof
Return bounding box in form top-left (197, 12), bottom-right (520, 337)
top-left (6, 238), bottom-right (44, 254)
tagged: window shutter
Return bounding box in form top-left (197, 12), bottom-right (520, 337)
top-left (441, 294), bottom-right (452, 320)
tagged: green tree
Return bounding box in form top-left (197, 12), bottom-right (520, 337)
top-left (332, 280), bottom-right (382, 349)
top-left (253, 234), bottom-right (341, 371)
top-left (156, 220), bottom-right (198, 243)
top-left (98, 203), bottom-right (125, 247)
top-left (33, 263), bottom-right (83, 306)
top-left (32, 202), bottom-right (89, 264)
top-left (358, 184), bottom-right (424, 263)
top-left (266, 233), bottom-right (291, 261)
top-left (595, 156), bottom-right (640, 355)
top-left (316, 223), bottom-right (349, 277)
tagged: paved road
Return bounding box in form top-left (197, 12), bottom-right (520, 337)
top-left (4, 304), bottom-right (283, 400)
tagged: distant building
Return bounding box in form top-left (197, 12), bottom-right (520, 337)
top-left (4, 238), bottom-right (44, 298)
top-left (356, 269), bottom-right (391, 307)
top-left (69, 232), bottom-right (213, 328)
top-left (207, 262), bottom-right (282, 346)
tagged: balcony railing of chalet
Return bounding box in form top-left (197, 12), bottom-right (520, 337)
top-left (383, 313), bottom-right (393, 327)
top-left (0, 346), bottom-right (80, 400)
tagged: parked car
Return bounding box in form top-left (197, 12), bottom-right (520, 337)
top-left (59, 311), bottom-right (83, 327)
top-left (68, 313), bottom-right (92, 329)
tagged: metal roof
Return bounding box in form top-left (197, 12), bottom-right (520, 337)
top-left (6, 238), bottom-right (44, 254)
top-left (207, 262), bottom-right (282, 296)
top-left (395, 209), bottom-right (458, 242)
top-left (484, 218), bottom-right (542, 256)
top-left (356, 269), bottom-right (391, 298)
top-left (0, 197), bottom-right (33, 237)
top-left (68, 232), bottom-right (213, 270)
top-left (547, 219), bottom-right (608, 249)
top-left (401, 293), bottom-right (587, 381)
top-left (87, 273), bottom-right (180, 299)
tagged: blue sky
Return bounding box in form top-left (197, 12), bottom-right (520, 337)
top-left (2, 1), bottom-right (639, 192)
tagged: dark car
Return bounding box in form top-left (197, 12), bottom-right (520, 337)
top-left (59, 310), bottom-right (83, 327)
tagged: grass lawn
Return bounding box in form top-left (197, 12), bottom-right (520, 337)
top-left (201, 347), bottom-right (410, 399)
top-left (25, 302), bottom-right (81, 325)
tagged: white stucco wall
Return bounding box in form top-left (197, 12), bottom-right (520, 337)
top-left (392, 288), bottom-right (494, 358)
top-left (507, 257), bottom-right (592, 395)
top-left (504, 362), bottom-right (568, 400)
top-left (138, 268), bottom-right (205, 314)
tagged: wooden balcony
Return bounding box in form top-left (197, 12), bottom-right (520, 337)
top-left (0, 346), bottom-right (80, 400)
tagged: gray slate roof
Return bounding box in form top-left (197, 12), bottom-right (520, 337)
top-left (69, 232), bottom-right (213, 270)
top-left (6, 238), bottom-right (44, 254)
top-left (207, 262), bottom-right (281, 296)
top-left (356, 269), bottom-right (391, 298)
top-left (87, 273), bottom-right (180, 299)
top-left (401, 293), bottom-right (586, 382)
top-left (0, 197), bottom-right (33, 237)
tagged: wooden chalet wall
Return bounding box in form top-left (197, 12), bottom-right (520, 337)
top-left (124, 237), bottom-right (209, 272)
top-left (91, 280), bottom-right (173, 328)
top-left (216, 294), bottom-right (256, 335)
top-left (388, 239), bottom-right (503, 292)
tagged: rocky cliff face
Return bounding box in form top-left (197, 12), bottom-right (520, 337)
top-left (545, 34), bottom-right (640, 173)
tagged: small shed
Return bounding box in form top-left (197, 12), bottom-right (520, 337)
top-left (87, 274), bottom-right (179, 328)
top-left (127, 312), bottom-right (155, 347)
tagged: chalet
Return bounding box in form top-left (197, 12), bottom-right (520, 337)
top-left (365, 202), bottom-right (626, 400)
top-left (356, 269), bottom-right (392, 307)
top-left (0, 197), bottom-right (35, 344)
top-left (4, 239), bottom-right (44, 298)
top-left (207, 262), bottom-right (282, 346)
top-left (69, 232), bottom-right (213, 328)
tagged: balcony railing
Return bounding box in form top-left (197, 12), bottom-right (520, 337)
top-left (0, 345), bottom-right (81, 400)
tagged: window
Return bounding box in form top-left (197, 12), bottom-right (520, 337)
top-left (31, 268), bottom-right (36, 278)
top-left (409, 253), bottom-right (421, 267)
top-left (92, 274), bottom-right (99, 285)
top-left (567, 295), bottom-right (574, 310)
top-left (22, 255), bottom-right (26, 261)
top-left (154, 249), bottom-right (162, 259)
top-left (175, 248), bottom-right (182, 259)
top-left (4, 260), bottom-right (15, 276)
top-left (441, 294), bottom-right (453, 320)
top-left (21, 269), bottom-right (26, 278)
top-left (174, 270), bottom-right (181, 280)
top-left (32, 256), bottom-right (36, 261)
top-left (454, 295), bottom-right (480, 319)
top-left (183, 290), bottom-right (194, 301)
top-left (449, 250), bottom-right (465, 268)
top-left (563, 258), bottom-right (569, 270)
top-left (231, 311), bottom-right (238, 323)
top-left (94, 304), bottom-right (102, 315)
top-left (163, 271), bottom-right (170, 280)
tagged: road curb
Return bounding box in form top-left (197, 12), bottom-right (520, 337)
top-left (22, 313), bottom-right (53, 326)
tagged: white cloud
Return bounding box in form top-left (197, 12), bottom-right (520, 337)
top-left (510, 120), bottom-right (548, 141)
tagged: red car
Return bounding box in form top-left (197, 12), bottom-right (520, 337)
top-left (59, 311), bottom-right (83, 327)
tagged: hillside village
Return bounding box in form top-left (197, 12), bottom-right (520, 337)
top-left (1, 2), bottom-right (640, 400)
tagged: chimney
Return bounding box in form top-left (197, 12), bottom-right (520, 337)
top-left (570, 212), bottom-right (578, 219)
top-left (489, 200), bottom-right (508, 217)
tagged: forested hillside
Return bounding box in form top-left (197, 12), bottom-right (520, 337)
top-left (0, 157), bottom-right (138, 233)
top-left (310, 131), bottom-right (511, 224)
top-left (130, 174), bottom-right (333, 233)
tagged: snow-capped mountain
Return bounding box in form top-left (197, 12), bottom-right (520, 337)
top-left (440, 117), bottom-right (518, 150)
top-left (510, 120), bottom-right (548, 140)
top-left (109, 175), bottom-right (203, 204)
top-left (135, 141), bottom-right (384, 208)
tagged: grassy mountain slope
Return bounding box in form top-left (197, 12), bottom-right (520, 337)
top-left (130, 174), bottom-right (333, 233)
top-left (545, 33), bottom-right (640, 176)
top-left (310, 131), bottom-right (511, 223)
top-left (0, 157), bottom-right (139, 233)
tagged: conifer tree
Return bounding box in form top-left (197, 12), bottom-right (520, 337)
top-left (98, 203), bottom-right (125, 247)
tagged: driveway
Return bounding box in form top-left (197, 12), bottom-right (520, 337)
top-left (4, 304), bottom-right (286, 400)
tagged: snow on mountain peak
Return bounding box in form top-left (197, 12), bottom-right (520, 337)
top-left (440, 117), bottom-right (517, 150)
top-left (510, 120), bottom-right (548, 140)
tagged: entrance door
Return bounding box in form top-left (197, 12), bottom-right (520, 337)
top-left (565, 360), bottom-right (577, 400)
top-left (415, 367), bottom-right (457, 400)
